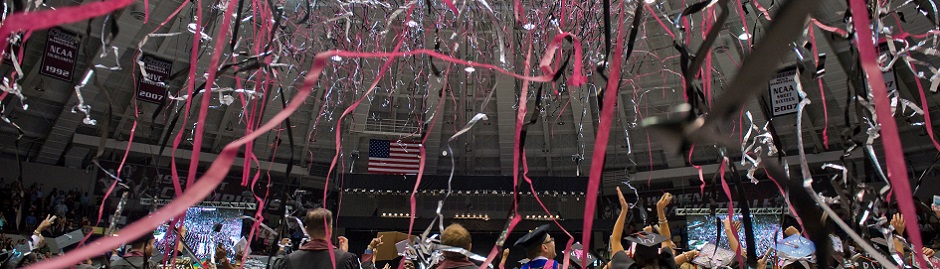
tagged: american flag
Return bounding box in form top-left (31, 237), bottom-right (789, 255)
top-left (368, 139), bottom-right (421, 175)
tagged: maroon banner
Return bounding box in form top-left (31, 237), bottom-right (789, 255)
top-left (136, 54), bottom-right (172, 104)
top-left (39, 27), bottom-right (80, 82)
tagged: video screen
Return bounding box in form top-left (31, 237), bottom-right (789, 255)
top-left (685, 214), bottom-right (783, 254)
top-left (154, 207), bottom-right (244, 261)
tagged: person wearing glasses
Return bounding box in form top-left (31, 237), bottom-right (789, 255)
top-left (514, 224), bottom-right (558, 269)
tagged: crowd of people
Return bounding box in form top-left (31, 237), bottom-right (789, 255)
top-left (0, 179), bottom-right (96, 237)
top-left (2, 180), bottom-right (940, 269)
top-left (249, 188), bottom-right (940, 269)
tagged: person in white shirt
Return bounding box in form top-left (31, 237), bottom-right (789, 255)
top-left (54, 203), bottom-right (68, 217)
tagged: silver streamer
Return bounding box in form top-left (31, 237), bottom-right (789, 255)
top-left (71, 70), bottom-right (97, 125)
top-left (740, 111), bottom-right (777, 183)
top-left (796, 95), bottom-right (897, 269)
top-left (94, 46), bottom-right (122, 70)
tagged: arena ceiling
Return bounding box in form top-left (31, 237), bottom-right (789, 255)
top-left (0, 0), bottom-right (939, 193)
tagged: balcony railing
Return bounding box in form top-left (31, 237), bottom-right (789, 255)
top-left (360, 118), bottom-right (421, 136)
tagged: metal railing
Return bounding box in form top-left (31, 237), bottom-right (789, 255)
top-left (141, 199), bottom-right (258, 210)
top-left (361, 118), bottom-right (421, 135)
top-left (675, 207), bottom-right (789, 216)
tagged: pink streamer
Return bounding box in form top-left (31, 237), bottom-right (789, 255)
top-left (26, 37), bottom-right (585, 268)
top-left (847, 1), bottom-right (925, 265)
top-left (718, 159), bottom-right (745, 269)
top-left (808, 26), bottom-right (829, 149)
top-left (581, 0), bottom-right (628, 260)
top-left (890, 14), bottom-right (940, 152)
top-left (810, 18), bottom-right (849, 38)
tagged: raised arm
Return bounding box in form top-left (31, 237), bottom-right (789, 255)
top-left (723, 218), bottom-right (744, 258)
top-left (656, 193), bottom-right (675, 249)
top-left (611, 187), bottom-right (630, 254)
top-left (891, 213), bottom-right (907, 256)
top-left (499, 248), bottom-right (510, 269)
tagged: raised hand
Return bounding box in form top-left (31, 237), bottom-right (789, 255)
top-left (657, 193), bottom-right (673, 211)
top-left (616, 186), bottom-right (628, 209)
top-left (891, 213), bottom-right (905, 236)
top-left (721, 218), bottom-right (740, 232)
top-left (368, 235), bottom-right (384, 250)
top-left (36, 215), bottom-right (55, 233)
top-left (338, 236), bottom-right (349, 252)
top-left (499, 248), bottom-right (510, 269)
top-left (757, 248), bottom-right (773, 269)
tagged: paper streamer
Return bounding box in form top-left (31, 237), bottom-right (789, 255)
top-left (25, 29), bottom-right (586, 266)
top-left (847, 0), bottom-right (929, 267)
top-left (581, 0), bottom-right (630, 260)
top-left (0, 0), bottom-right (134, 58)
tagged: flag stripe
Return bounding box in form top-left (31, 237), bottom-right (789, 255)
top-left (368, 157), bottom-right (420, 163)
top-left (390, 143), bottom-right (421, 148)
top-left (369, 163), bottom-right (420, 168)
top-left (368, 167), bottom-right (419, 174)
top-left (388, 153), bottom-right (420, 158)
top-left (368, 139), bottom-right (421, 175)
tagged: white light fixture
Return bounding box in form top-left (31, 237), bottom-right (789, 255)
top-left (737, 28), bottom-right (751, 40)
top-left (644, 0), bottom-right (655, 4)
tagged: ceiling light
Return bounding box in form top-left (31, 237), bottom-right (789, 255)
top-left (737, 31), bottom-right (751, 40)
top-left (644, 0), bottom-right (655, 3)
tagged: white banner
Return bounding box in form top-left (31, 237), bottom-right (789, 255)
top-left (769, 68), bottom-right (802, 116)
top-left (879, 43), bottom-right (899, 94)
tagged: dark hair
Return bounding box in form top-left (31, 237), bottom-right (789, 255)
top-left (524, 235), bottom-right (546, 259)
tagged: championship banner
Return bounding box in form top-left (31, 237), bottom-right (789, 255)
top-left (136, 54), bottom-right (173, 104)
top-left (39, 27), bottom-right (81, 82)
top-left (878, 42), bottom-right (899, 94)
top-left (769, 67), bottom-right (802, 117)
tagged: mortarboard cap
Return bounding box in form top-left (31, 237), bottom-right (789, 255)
top-left (692, 243), bottom-right (735, 268)
top-left (568, 243), bottom-right (596, 268)
top-left (624, 231), bottom-right (668, 260)
top-left (775, 234), bottom-right (815, 258)
top-left (775, 235), bottom-right (816, 268)
top-left (623, 231), bottom-right (668, 248)
top-left (514, 224), bottom-right (551, 249)
top-left (609, 250), bottom-right (635, 269)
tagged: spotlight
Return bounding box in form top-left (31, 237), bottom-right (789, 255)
top-left (737, 28), bottom-right (751, 40)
